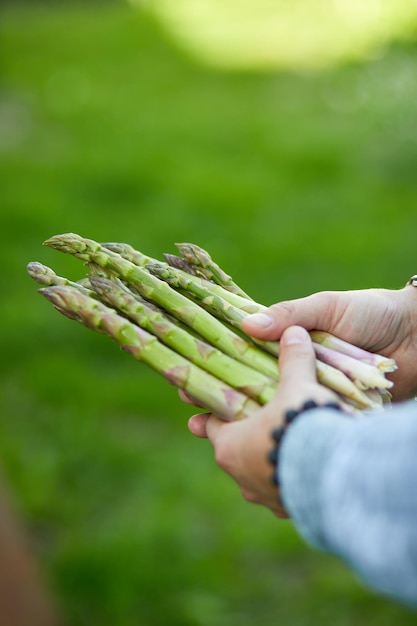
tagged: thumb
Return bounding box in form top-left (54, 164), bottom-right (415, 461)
top-left (205, 413), bottom-right (228, 447)
top-left (242, 291), bottom-right (339, 340)
top-left (278, 326), bottom-right (317, 387)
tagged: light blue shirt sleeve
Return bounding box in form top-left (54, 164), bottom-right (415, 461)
top-left (279, 401), bottom-right (417, 608)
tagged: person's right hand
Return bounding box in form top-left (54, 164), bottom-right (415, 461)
top-left (242, 285), bottom-right (417, 401)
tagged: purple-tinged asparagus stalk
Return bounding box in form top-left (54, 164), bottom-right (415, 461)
top-left (39, 285), bottom-right (261, 421)
top-left (89, 275), bottom-right (277, 405)
top-left (314, 361), bottom-right (377, 409)
top-left (310, 331), bottom-right (397, 372)
top-left (43, 234), bottom-right (278, 379)
top-left (313, 343), bottom-right (393, 390)
top-left (175, 242), bottom-right (253, 299)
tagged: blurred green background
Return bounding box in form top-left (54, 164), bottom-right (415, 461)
top-left (1, 1), bottom-right (417, 624)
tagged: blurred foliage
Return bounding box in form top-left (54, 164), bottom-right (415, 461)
top-left (141, 0), bottom-right (417, 70)
top-left (1, 2), bottom-right (417, 625)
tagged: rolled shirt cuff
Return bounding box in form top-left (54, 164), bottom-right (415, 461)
top-left (278, 408), bottom-right (353, 550)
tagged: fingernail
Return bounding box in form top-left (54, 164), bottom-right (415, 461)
top-left (245, 313), bottom-right (273, 328)
top-left (283, 326), bottom-right (309, 345)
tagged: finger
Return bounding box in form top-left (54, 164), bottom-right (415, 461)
top-left (279, 326), bottom-right (317, 387)
top-left (270, 502), bottom-right (289, 518)
top-left (188, 413), bottom-right (211, 438)
top-left (242, 291), bottom-right (339, 340)
top-left (178, 389), bottom-right (205, 408)
top-left (205, 413), bottom-right (227, 446)
top-left (241, 488), bottom-right (288, 517)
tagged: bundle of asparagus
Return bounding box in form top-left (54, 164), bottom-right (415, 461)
top-left (27, 233), bottom-right (397, 421)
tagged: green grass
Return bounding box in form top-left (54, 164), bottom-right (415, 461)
top-left (1, 2), bottom-right (417, 625)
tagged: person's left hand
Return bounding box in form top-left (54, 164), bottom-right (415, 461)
top-left (186, 326), bottom-right (341, 518)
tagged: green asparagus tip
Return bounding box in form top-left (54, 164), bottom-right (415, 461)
top-left (43, 232), bottom-right (100, 258)
top-left (43, 232), bottom-right (79, 248)
top-left (175, 243), bottom-right (205, 264)
top-left (146, 263), bottom-right (181, 286)
top-left (146, 262), bottom-right (166, 272)
top-left (27, 261), bottom-right (56, 279)
top-left (38, 286), bottom-right (64, 308)
top-left (89, 275), bottom-right (116, 297)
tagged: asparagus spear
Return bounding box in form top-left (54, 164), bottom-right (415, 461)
top-left (39, 285), bottom-right (261, 421)
top-left (175, 242), bottom-right (253, 299)
top-left (362, 388), bottom-right (391, 408)
top-left (102, 242), bottom-right (158, 267)
top-left (43, 234), bottom-right (279, 379)
top-left (313, 342), bottom-right (393, 390)
top-left (89, 276), bottom-right (277, 404)
top-left (38, 234), bottom-right (393, 410)
top-left (87, 261), bottom-right (203, 339)
top-left (105, 241), bottom-right (261, 313)
top-left (310, 331), bottom-right (397, 372)
top-left (147, 262), bottom-right (280, 354)
top-left (314, 361), bottom-right (379, 409)
top-left (163, 253), bottom-right (206, 278)
top-left (26, 262), bottom-right (94, 297)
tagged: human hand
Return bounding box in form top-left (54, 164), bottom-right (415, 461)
top-left (186, 326), bottom-right (340, 518)
top-left (242, 286), bottom-right (417, 401)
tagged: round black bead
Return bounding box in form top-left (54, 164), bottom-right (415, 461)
top-left (284, 409), bottom-right (299, 424)
top-left (267, 446), bottom-right (279, 466)
top-left (302, 399), bottom-right (318, 412)
top-left (270, 471), bottom-right (279, 487)
top-left (271, 427), bottom-right (284, 443)
top-left (323, 401), bottom-right (343, 411)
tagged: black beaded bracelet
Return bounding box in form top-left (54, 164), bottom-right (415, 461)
top-left (267, 399), bottom-right (343, 487)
